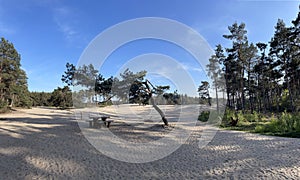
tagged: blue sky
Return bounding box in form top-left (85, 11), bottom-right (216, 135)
top-left (0, 0), bottom-right (299, 95)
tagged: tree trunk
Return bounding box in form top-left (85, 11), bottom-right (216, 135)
top-left (241, 68), bottom-right (245, 112)
top-left (225, 68), bottom-right (231, 108)
top-left (284, 57), bottom-right (295, 112)
top-left (275, 84), bottom-right (280, 112)
top-left (287, 78), bottom-right (295, 112)
top-left (150, 96), bottom-right (168, 126)
top-left (214, 80), bottom-right (219, 112)
top-left (247, 63), bottom-right (253, 113)
top-left (10, 94), bottom-right (14, 108)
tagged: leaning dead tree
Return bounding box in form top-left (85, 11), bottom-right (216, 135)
top-left (142, 80), bottom-right (169, 126)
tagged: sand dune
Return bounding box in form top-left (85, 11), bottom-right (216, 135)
top-left (0, 106), bottom-right (299, 179)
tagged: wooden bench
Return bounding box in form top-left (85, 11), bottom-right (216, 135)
top-left (88, 115), bottom-right (113, 128)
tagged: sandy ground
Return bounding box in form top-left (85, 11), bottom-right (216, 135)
top-left (0, 106), bottom-right (300, 179)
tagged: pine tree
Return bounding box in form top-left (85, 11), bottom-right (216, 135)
top-left (207, 45), bottom-right (223, 112)
top-left (223, 22), bottom-right (248, 111)
top-left (61, 62), bottom-right (76, 86)
top-left (269, 19), bottom-right (295, 111)
top-left (243, 42), bottom-right (257, 113)
top-left (290, 8), bottom-right (300, 110)
top-left (49, 86), bottom-right (72, 109)
top-left (0, 37), bottom-right (30, 110)
top-left (198, 81), bottom-right (211, 106)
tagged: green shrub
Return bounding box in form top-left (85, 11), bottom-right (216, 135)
top-left (251, 111), bottom-right (262, 122)
top-left (269, 118), bottom-right (286, 133)
top-left (219, 109), bottom-right (300, 137)
top-left (280, 111), bottom-right (293, 132)
top-left (255, 119), bottom-right (282, 134)
top-left (221, 109), bottom-right (235, 126)
top-left (254, 112), bottom-right (300, 137)
top-left (254, 111), bottom-right (262, 122)
top-left (237, 110), bottom-right (245, 122)
top-left (294, 113), bottom-right (300, 132)
top-left (238, 111), bottom-right (262, 123)
top-left (0, 100), bottom-right (9, 113)
top-left (243, 113), bottom-right (253, 122)
top-left (198, 111), bottom-right (210, 122)
top-left (254, 125), bottom-right (265, 133)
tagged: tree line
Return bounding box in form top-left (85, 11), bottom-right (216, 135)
top-left (0, 37), bottom-right (73, 111)
top-left (0, 35), bottom-right (197, 112)
top-left (61, 62), bottom-right (198, 107)
top-left (201, 7), bottom-right (300, 114)
top-left (30, 86), bottom-right (72, 109)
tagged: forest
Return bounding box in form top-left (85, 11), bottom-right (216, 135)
top-left (0, 7), bottom-right (299, 136)
top-left (204, 17), bottom-right (300, 114)
top-left (199, 8), bottom-right (300, 137)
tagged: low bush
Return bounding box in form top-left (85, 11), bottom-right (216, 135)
top-left (254, 111), bottom-right (300, 137)
top-left (0, 100), bottom-right (9, 113)
top-left (221, 109), bottom-right (236, 126)
top-left (220, 109), bottom-right (300, 137)
top-left (198, 111), bottom-right (210, 122)
top-left (242, 111), bottom-right (262, 122)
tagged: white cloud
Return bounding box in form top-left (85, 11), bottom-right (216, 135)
top-left (179, 27), bottom-right (214, 70)
top-left (53, 6), bottom-right (78, 41)
top-left (180, 62), bottom-right (203, 73)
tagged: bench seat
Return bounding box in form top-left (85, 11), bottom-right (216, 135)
top-left (88, 115), bottom-right (113, 128)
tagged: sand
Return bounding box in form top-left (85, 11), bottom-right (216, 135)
top-left (0, 106), bottom-right (300, 179)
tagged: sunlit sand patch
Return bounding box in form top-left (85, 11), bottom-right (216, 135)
top-left (274, 165), bottom-right (300, 177)
top-left (207, 145), bottom-right (242, 153)
top-left (0, 147), bottom-right (29, 155)
top-left (25, 155), bottom-right (84, 176)
top-left (204, 158), bottom-right (262, 177)
top-left (242, 134), bottom-right (275, 141)
top-left (0, 127), bottom-right (24, 138)
top-left (0, 121), bottom-right (64, 138)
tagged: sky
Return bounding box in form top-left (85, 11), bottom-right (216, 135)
top-left (0, 0), bottom-right (299, 96)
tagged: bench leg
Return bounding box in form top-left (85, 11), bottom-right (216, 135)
top-left (107, 121), bottom-right (111, 128)
top-left (102, 121), bottom-right (111, 128)
top-left (89, 121), bottom-right (93, 128)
